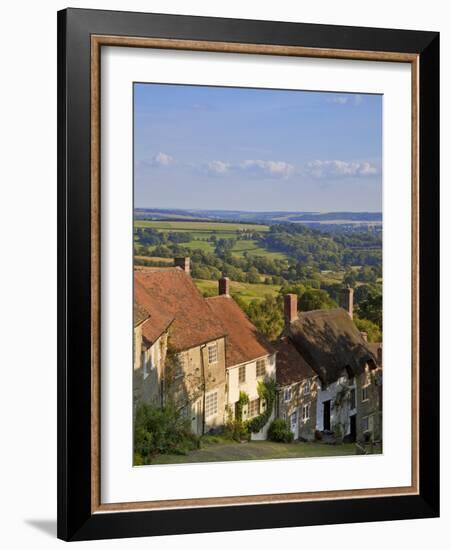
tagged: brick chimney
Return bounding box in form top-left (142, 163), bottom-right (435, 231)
top-left (218, 275), bottom-right (230, 296)
top-left (339, 287), bottom-right (354, 319)
top-left (174, 257), bottom-right (190, 275)
top-left (284, 294), bottom-right (298, 326)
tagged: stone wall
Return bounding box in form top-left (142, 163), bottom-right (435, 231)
top-left (277, 377), bottom-right (318, 441)
top-left (356, 364), bottom-right (383, 443)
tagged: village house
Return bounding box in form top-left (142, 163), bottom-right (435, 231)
top-left (206, 276), bottom-right (276, 440)
top-left (134, 255), bottom-right (382, 446)
top-left (133, 258), bottom-right (228, 435)
top-left (273, 336), bottom-right (318, 441)
top-left (282, 290), bottom-right (381, 443)
top-left (360, 341), bottom-right (383, 443)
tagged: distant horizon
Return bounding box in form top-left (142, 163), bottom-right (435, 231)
top-left (134, 83), bottom-right (382, 211)
top-left (134, 206), bottom-right (382, 214)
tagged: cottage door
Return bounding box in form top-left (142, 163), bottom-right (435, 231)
top-left (349, 414), bottom-right (357, 442)
top-left (191, 398), bottom-right (203, 435)
top-left (290, 409), bottom-right (298, 439)
top-left (323, 400), bottom-right (331, 431)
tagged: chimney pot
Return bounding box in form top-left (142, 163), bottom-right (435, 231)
top-left (339, 287), bottom-right (354, 319)
top-left (174, 257), bottom-right (190, 275)
top-left (218, 276), bottom-right (230, 296)
top-left (284, 294), bottom-right (298, 326)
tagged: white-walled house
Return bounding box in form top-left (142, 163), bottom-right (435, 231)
top-left (207, 277), bottom-right (276, 440)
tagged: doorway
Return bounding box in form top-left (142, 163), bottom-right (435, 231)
top-left (191, 398), bottom-right (203, 435)
top-left (349, 414), bottom-right (357, 442)
top-left (323, 400), bottom-right (331, 431)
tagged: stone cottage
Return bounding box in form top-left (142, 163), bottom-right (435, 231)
top-left (282, 292), bottom-right (380, 443)
top-left (273, 336), bottom-right (318, 441)
top-left (206, 276), bottom-right (276, 440)
top-left (134, 259), bottom-right (228, 435)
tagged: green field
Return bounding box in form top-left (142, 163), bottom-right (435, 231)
top-left (135, 220), bottom-right (288, 260)
top-left (135, 220), bottom-right (269, 232)
top-left (194, 278), bottom-right (281, 303)
top-left (150, 440), bottom-right (360, 465)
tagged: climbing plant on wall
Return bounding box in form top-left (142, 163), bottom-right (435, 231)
top-left (246, 379), bottom-right (277, 434)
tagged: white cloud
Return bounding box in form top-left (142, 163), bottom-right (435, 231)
top-left (305, 160), bottom-right (378, 179)
top-left (151, 152), bottom-right (174, 166)
top-left (327, 95), bottom-right (349, 105)
top-left (205, 160), bottom-right (230, 174)
top-left (327, 94), bottom-right (364, 106)
top-left (239, 159), bottom-right (295, 179)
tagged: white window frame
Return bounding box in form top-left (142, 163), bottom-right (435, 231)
top-left (238, 365), bottom-right (246, 384)
top-left (302, 403), bottom-right (311, 421)
top-left (249, 398), bottom-right (260, 418)
top-left (205, 391), bottom-right (218, 418)
top-left (284, 387), bottom-right (292, 402)
top-left (256, 358), bottom-right (266, 378)
top-left (362, 385), bottom-right (370, 402)
top-left (303, 380), bottom-right (311, 395)
top-left (207, 343), bottom-right (218, 365)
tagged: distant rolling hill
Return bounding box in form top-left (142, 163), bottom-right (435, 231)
top-left (134, 208), bottom-right (382, 226)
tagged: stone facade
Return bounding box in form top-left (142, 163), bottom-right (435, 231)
top-left (356, 364), bottom-right (383, 443)
top-left (133, 331), bottom-right (169, 409)
top-left (165, 337), bottom-right (227, 435)
top-left (277, 377), bottom-right (318, 441)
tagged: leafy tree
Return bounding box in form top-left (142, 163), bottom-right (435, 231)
top-left (246, 267), bottom-right (261, 284)
top-left (298, 289), bottom-right (337, 312)
top-left (354, 316), bottom-right (382, 343)
top-left (238, 295), bottom-right (284, 342)
top-left (357, 290), bottom-right (382, 328)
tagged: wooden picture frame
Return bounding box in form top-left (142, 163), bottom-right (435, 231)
top-left (57, 8), bottom-right (439, 541)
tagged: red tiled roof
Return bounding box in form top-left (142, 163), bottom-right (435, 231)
top-left (273, 337), bottom-right (316, 386)
top-left (133, 300), bottom-right (149, 327)
top-left (134, 268), bottom-right (226, 351)
top-left (206, 295), bottom-right (274, 368)
top-left (134, 280), bottom-right (173, 344)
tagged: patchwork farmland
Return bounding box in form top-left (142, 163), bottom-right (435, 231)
top-left (134, 220), bottom-right (288, 260)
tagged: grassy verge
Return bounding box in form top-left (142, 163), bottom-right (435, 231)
top-left (150, 440), bottom-right (363, 465)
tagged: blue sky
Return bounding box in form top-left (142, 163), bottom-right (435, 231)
top-left (134, 83), bottom-right (382, 212)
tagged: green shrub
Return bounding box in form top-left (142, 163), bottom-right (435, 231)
top-left (224, 418), bottom-right (250, 442)
top-left (246, 379), bottom-right (276, 434)
top-left (268, 418), bottom-right (294, 443)
top-left (133, 402), bottom-right (199, 464)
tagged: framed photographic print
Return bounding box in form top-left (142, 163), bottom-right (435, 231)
top-left (57, 8), bottom-right (439, 542)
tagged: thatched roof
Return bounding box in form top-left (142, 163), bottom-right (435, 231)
top-left (273, 337), bottom-right (316, 386)
top-left (287, 308), bottom-right (377, 386)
